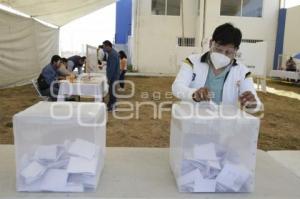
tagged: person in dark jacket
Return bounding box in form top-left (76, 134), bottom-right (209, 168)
top-left (102, 40), bottom-right (120, 111)
top-left (67, 55), bottom-right (86, 74)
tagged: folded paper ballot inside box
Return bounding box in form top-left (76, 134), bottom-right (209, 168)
top-left (179, 143), bottom-right (251, 192)
top-left (170, 103), bottom-right (260, 193)
top-left (19, 139), bottom-right (103, 192)
top-left (13, 102), bottom-right (106, 192)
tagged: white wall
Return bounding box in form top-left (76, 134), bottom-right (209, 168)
top-left (283, 5), bottom-right (300, 57)
top-left (132, 0), bottom-right (198, 74)
top-left (0, 10), bottom-right (59, 88)
top-left (132, 0), bottom-right (280, 74)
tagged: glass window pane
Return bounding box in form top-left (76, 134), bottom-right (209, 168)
top-left (220, 0), bottom-right (242, 16)
top-left (152, 0), bottom-right (166, 15)
top-left (167, 0), bottom-right (180, 16)
top-left (242, 0), bottom-right (263, 17)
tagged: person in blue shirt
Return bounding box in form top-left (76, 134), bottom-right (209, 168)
top-left (102, 40), bottom-right (120, 111)
top-left (38, 55), bottom-right (61, 100)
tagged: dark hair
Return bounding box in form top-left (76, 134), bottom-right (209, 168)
top-left (119, 51), bottom-right (127, 59)
top-left (102, 40), bottom-right (112, 47)
top-left (212, 23), bottom-right (242, 49)
top-left (61, 58), bottom-right (67, 63)
top-left (81, 56), bottom-right (86, 61)
top-left (51, 55), bottom-right (61, 64)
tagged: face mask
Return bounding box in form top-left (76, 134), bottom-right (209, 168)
top-left (210, 52), bottom-right (231, 70)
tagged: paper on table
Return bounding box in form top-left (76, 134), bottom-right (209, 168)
top-left (40, 169), bottom-right (68, 191)
top-left (47, 159), bottom-right (69, 169)
top-left (216, 163), bottom-right (251, 192)
top-left (68, 139), bottom-right (96, 160)
top-left (193, 143), bottom-right (218, 161)
top-left (68, 173), bottom-right (98, 189)
top-left (67, 156), bottom-right (98, 175)
top-left (181, 159), bottom-right (198, 175)
top-left (208, 160), bottom-right (221, 170)
top-left (21, 161), bottom-right (46, 184)
top-left (54, 184), bottom-right (84, 192)
top-left (20, 172), bottom-right (84, 193)
top-left (207, 167), bottom-right (221, 179)
top-left (183, 150), bottom-right (194, 160)
top-left (20, 154), bottom-right (31, 170)
top-left (180, 182), bottom-right (194, 192)
top-left (57, 145), bottom-right (68, 159)
top-left (191, 160), bottom-right (207, 170)
top-left (177, 169), bottom-right (203, 186)
top-left (34, 145), bottom-right (58, 161)
top-left (194, 178), bottom-right (216, 192)
top-left (216, 183), bottom-right (231, 192)
top-left (63, 140), bottom-right (72, 150)
top-left (18, 178), bottom-right (42, 192)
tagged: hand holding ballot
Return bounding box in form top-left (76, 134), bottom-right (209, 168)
top-left (192, 87), bottom-right (211, 102)
top-left (239, 91), bottom-right (257, 108)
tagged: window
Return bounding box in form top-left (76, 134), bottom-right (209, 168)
top-left (242, 0), bottom-right (263, 17)
top-left (152, 0), bottom-right (165, 15)
top-left (178, 37), bottom-right (196, 47)
top-left (152, 0), bottom-right (180, 16)
top-left (220, 0), bottom-right (263, 17)
top-left (220, 0), bottom-right (241, 16)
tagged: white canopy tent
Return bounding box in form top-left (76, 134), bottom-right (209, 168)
top-left (0, 0), bottom-right (114, 27)
top-left (0, 0), bottom-right (114, 88)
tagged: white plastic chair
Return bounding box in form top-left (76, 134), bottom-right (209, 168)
top-left (31, 79), bottom-right (49, 101)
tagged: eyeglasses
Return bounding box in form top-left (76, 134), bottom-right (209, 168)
top-left (211, 43), bottom-right (237, 57)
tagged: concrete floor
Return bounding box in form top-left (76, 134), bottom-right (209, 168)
top-left (268, 151), bottom-right (300, 178)
top-left (0, 145), bottom-right (300, 199)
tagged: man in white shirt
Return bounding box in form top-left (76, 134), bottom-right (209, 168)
top-left (172, 23), bottom-right (262, 111)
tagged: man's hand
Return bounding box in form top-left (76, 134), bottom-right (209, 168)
top-left (192, 87), bottom-right (211, 102)
top-left (240, 91), bottom-right (257, 108)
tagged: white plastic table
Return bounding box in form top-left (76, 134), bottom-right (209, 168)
top-left (269, 70), bottom-right (300, 81)
top-left (58, 73), bottom-right (108, 102)
top-left (0, 146), bottom-right (300, 199)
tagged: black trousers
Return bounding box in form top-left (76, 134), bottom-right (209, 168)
top-left (108, 79), bottom-right (117, 108)
top-left (119, 70), bottom-right (127, 88)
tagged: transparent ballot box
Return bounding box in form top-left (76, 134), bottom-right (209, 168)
top-left (170, 102), bottom-right (260, 193)
top-left (13, 102), bottom-right (106, 192)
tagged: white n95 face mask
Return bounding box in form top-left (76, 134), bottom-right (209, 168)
top-left (210, 52), bottom-right (231, 70)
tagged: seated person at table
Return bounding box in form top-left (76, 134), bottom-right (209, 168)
top-left (67, 55), bottom-right (86, 74)
top-left (38, 55), bottom-right (61, 100)
top-left (285, 57), bottom-right (297, 72)
top-left (172, 23), bottom-right (262, 112)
